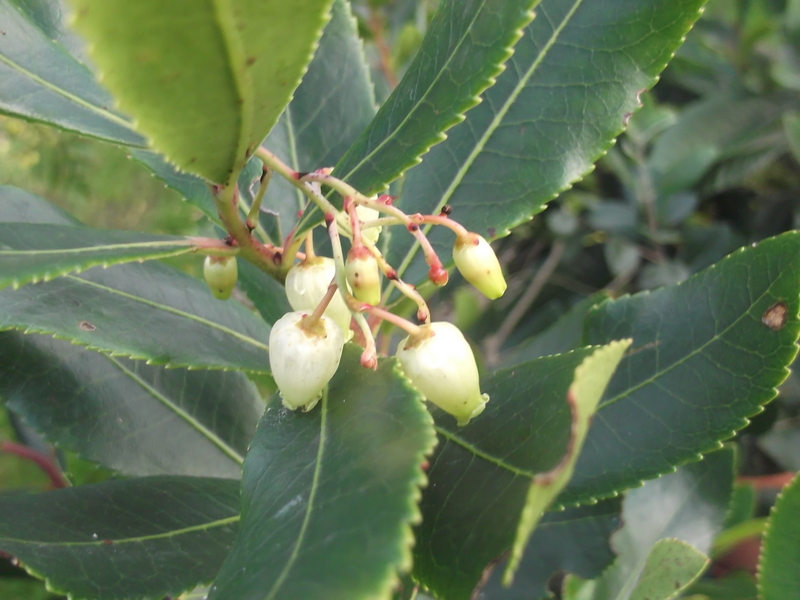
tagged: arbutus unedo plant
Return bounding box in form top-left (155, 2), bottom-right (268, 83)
top-left (0, 1), bottom-right (799, 600)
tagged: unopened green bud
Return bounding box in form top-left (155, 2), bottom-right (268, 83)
top-left (203, 256), bottom-right (238, 300)
top-left (396, 322), bottom-right (488, 426)
top-left (453, 233), bottom-right (507, 299)
top-left (269, 311), bottom-right (345, 412)
top-left (346, 249), bottom-right (381, 306)
top-left (286, 257), bottom-right (352, 337)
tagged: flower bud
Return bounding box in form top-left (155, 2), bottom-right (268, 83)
top-left (396, 322), bottom-right (488, 426)
top-left (356, 205), bottom-right (382, 245)
top-left (285, 257), bottom-right (352, 337)
top-left (453, 233), bottom-right (507, 299)
top-left (203, 256), bottom-right (238, 300)
top-left (346, 249), bottom-right (381, 306)
top-left (269, 311), bottom-right (345, 412)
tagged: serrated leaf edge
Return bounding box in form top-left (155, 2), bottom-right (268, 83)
top-left (555, 231), bottom-right (800, 509)
top-left (396, 2), bottom-right (708, 282)
top-left (756, 471), bottom-right (800, 600)
top-left (503, 339), bottom-right (631, 585)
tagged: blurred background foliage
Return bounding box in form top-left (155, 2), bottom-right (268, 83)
top-left (2, 0), bottom-right (800, 598)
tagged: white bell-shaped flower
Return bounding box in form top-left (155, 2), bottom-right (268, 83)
top-left (269, 311), bottom-right (345, 412)
top-left (285, 257), bottom-right (352, 337)
top-left (396, 322), bottom-right (489, 426)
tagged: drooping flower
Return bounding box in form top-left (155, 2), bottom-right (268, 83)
top-left (396, 321), bottom-right (488, 425)
top-left (269, 311), bottom-right (345, 412)
top-left (285, 257), bottom-right (352, 337)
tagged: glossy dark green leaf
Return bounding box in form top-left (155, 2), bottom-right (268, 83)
top-left (0, 222), bottom-right (196, 290)
top-left (0, 1), bottom-right (144, 146)
top-left (561, 232), bottom-right (800, 506)
top-left (68, 0), bottom-right (334, 184)
top-left (209, 345), bottom-right (437, 600)
top-left (758, 472), bottom-right (800, 600)
top-left (388, 0), bottom-right (706, 284)
top-left (0, 261), bottom-right (273, 372)
top-left (0, 332), bottom-right (262, 478)
top-left (475, 499), bottom-right (621, 600)
top-left (566, 447), bottom-right (734, 600)
top-left (0, 476), bottom-right (239, 600)
top-left (295, 0), bottom-right (536, 234)
top-left (412, 344), bottom-right (623, 600)
top-left (0, 187), bottom-right (272, 372)
top-left (260, 0), bottom-right (376, 240)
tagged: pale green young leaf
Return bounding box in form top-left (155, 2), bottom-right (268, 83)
top-left (68, 0), bottom-right (334, 184)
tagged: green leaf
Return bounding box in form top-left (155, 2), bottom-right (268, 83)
top-left (566, 447), bottom-right (734, 600)
top-left (209, 345), bottom-right (437, 600)
top-left (505, 340), bottom-right (630, 583)
top-left (0, 187), bottom-right (272, 373)
top-left (295, 0), bottom-right (536, 234)
top-left (685, 572), bottom-right (758, 600)
top-left (0, 222), bottom-right (195, 290)
top-left (476, 499), bottom-right (621, 600)
top-left (0, 185), bottom-right (80, 225)
top-left (260, 0), bottom-right (376, 240)
top-left (412, 343), bottom-right (624, 600)
top-left (68, 0), bottom-right (334, 184)
top-left (134, 0), bottom-right (374, 239)
top-left (0, 476), bottom-right (240, 600)
top-left (334, 0), bottom-right (534, 193)
top-left (131, 151), bottom-right (266, 229)
top-left (0, 261), bottom-right (273, 373)
top-left (758, 471), bottom-right (800, 600)
top-left (0, 332), bottom-right (262, 478)
top-left (0, 1), bottom-right (144, 146)
top-left (561, 232), bottom-right (800, 506)
top-left (387, 0), bottom-right (707, 284)
top-left (565, 540), bottom-right (708, 600)
top-left (237, 260), bottom-right (292, 327)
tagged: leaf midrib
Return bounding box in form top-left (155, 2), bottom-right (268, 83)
top-left (0, 515), bottom-right (240, 547)
top-left (598, 272), bottom-right (784, 410)
top-left (64, 274), bottom-right (270, 354)
top-left (339, 0), bottom-right (494, 185)
top-left (396, 0), bottom-right (585, 280)
top-left (110, 356), bottom-right (245, 465)
top-left (0, 26), bottom-right (141, 137)
top-left (0, 239), bottom-right (192, 256)
top-left (264, 388), bottom-right (329, 600)
top-left (212, 0), bottom-right (252, 185)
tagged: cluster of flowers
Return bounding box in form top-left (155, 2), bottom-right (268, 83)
top-left (204, 188), bottom-right (506, 426)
